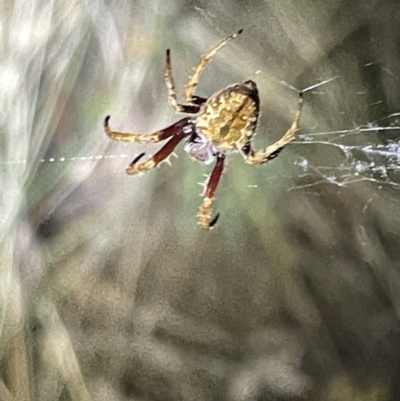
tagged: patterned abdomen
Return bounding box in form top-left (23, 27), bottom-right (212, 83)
top-left (195, 80), bottom-right (260, 151)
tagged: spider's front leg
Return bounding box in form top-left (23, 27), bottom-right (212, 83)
top-left (197, 153), bottom-right (225, 229)
top-left (165, 50), bottom-right (205, 113)
top-left (105, 117), bottom-right (191, 174)
top-left (243, 93), bottom-right (303, 164)
top-left (184, 29), bottom-right (243, 103)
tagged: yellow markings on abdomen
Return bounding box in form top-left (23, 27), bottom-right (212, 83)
top-left (195, 90), bottom-right (258, 151)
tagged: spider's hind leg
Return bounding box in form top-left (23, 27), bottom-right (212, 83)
top-left (243, 93), bottom-right (303, 164)
top-left (197, 153), bottom-right (225, 229)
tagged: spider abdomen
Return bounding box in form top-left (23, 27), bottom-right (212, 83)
top-left (195, 80), bottom-right (260, 151)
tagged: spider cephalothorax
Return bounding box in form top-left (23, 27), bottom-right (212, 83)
top-left (105, 29), bottom-right (303, 229)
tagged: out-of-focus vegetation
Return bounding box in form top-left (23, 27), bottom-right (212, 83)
top-left (1, 0), bottom-right (400, 400)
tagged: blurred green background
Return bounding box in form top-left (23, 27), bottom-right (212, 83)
top-left (2, 0), bottom-right (400, 400)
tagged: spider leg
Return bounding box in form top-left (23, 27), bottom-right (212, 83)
top-left (197, 153), bottom-right (225, 229)
top-left (184, 29), bottom-right (243, 103)
top-left (126, 130), bottom-right (186, 175)
top-left (105, 116), bottom-right (191, 143)
top-left (165, 50), bottom-right (203, 113)
top-left (243, 93), bottom-right (303, 164)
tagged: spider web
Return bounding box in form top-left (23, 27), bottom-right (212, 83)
top-left (292, 122), bottom-right (400, 192)
top-left (232, 73), bottom-right (400, 194)
top-left (291, 86), bottom-right (400, 193)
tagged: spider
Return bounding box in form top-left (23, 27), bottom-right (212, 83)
top-left (104, 29), bottom-right (303, 229)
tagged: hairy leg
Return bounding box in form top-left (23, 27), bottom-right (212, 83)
top-left (165, 50), bottom-right (203, 113)
top-left (243, 93), bottom-right (303, 164)
top-left (105, 116), bottom-right (191, 143)
top-left (126, 131), bottom-right (186, 175)
top-left (184, 29), bottom-right (243, 103)
top-left (197, 153), bottom-right (225, 229)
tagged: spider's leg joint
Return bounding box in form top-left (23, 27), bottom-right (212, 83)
top-left (297, 92), bottom-right (304, 109)
top-left (130, 152), bottom-right (146, 166)
top-left (209, 213), bottom-right (220, 228)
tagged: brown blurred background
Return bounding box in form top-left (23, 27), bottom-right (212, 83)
top-left (2, 0), bottom-right (400, 400)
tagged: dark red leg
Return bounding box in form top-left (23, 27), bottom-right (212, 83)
top-left (197, 153), bottom-right (225, 229)
top-left (126, 131), bottom-right (186, 174)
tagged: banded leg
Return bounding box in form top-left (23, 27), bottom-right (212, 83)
top-left (165, 50), bottom-right (202, 113)
top-left (126, 131), bottom-right (186, 175)
top-left (243, 93), bottom-right (303, 164)
top-left (105, 116), bottom-right (191, 143)
top-left (197, 153), bottom-right (225, 229)
top-left (184, 29), bottom-right (243, 103)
